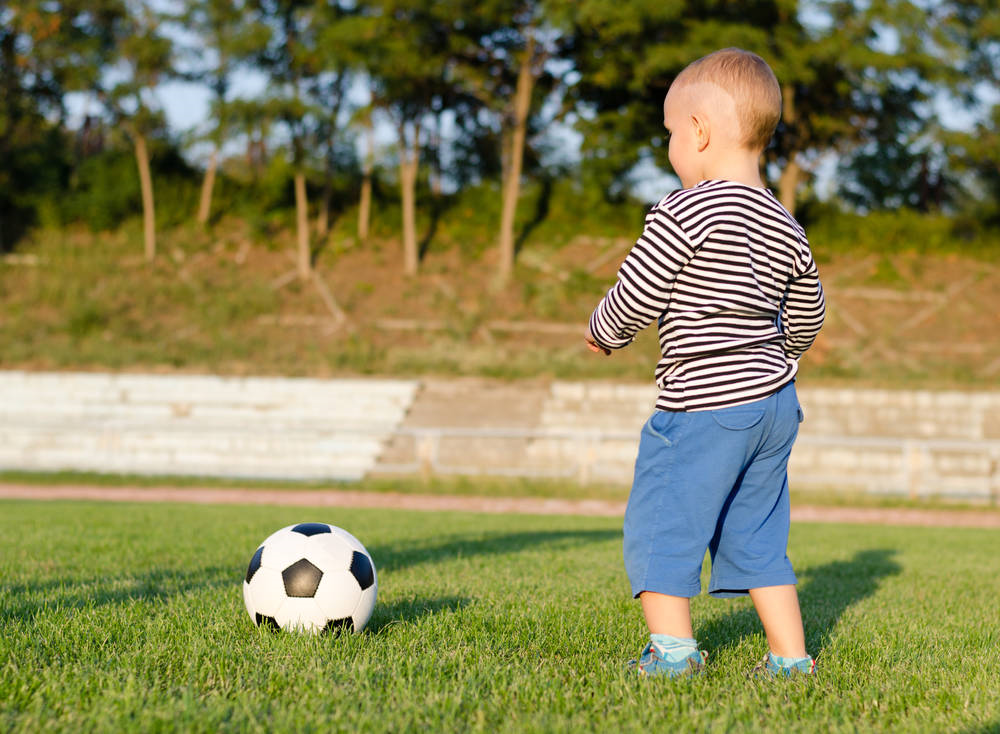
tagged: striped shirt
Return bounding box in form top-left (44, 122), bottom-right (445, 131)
top-left (589, 179), bottom-right (825, 411)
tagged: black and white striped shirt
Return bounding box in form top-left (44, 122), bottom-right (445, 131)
top-left (589, 180), bottom-right (825, 411)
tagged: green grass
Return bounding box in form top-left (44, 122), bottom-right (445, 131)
top-left (2, 500), bottom-right (998, 732)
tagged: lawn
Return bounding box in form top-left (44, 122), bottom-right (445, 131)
top-left (1, 499), bottom-right (998, 732)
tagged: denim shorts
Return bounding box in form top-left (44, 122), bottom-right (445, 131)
top-left (623, 381), bottom-right (802, 599)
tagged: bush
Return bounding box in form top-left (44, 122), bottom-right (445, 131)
top-left (48, 140), bottom-right (199, 232)
top-left (804, 205), bottom-right (1000, 260)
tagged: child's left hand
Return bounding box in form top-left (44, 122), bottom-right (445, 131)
top-left (585, 329), bottom-right (611, 355)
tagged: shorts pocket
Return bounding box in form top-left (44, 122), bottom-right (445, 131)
top-left (646, 410), bottom-right (687, 447)
top-left (710, 408), bottom-right (765, 431)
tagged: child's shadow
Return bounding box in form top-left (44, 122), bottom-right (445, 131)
top-left (696, 548), bottom-right (902, 656)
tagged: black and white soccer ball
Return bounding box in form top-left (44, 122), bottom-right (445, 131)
top-left (243, 522), bottom-right (377, 634)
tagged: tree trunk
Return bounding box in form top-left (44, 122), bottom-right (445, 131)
top-left (400, 145), bottom-right (418, 276)
top-left (316, 180), bottom-right (330, 238)
top-left (358, 114), bottom-right (374, 242)
top-left (496, 35), bottom-right (536, 286)
top-left (777, 83), bottom-right (799, 217)
top-left (134, 133), bottom-right (156, 262)
top-left (295, 171), bottom-right (310, 280)
top-left (197, 149), bottom-right (218, 225)
top-left (316, 202), bottom-right (329, 238)
top-left (778, 157), bottom-right (801, 217)
top-left (358, 176), bottom-right (372, 242)
top-left (429, 115), bottom-right (443, 197)
top-left (398, 120), bottom-right (420, 276)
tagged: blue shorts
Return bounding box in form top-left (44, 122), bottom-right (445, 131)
top-left (623, 382), bottom-right (802, 599)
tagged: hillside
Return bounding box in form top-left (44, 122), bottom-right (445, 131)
top-left (1, 201), bottom-right (998, 388)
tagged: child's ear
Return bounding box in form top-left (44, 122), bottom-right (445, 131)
top-left (692, 114), bottom-right (710, 152)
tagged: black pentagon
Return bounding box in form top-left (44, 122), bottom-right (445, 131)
top-left (255, 613), bottom-right (280, 631)
top-left (282, 558), bottom-right (323, 598)
top-left (324, 617), bottom-right (353, 635)
top-left (291, 522), bottom-right (332, 537)
top-left (349, 551), bottom-right (374, 591)
top-left (245, 546), bottom-right (264, 584)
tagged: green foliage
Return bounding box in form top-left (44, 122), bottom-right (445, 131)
top-left (0, 122), bottom-right (71, 250)
top-left (2, 499), bottom-right (1000, 731)
top-left (3, 0), bottom-right (1000, 249)
top-left (43, 142), bottom-right (199, 232)
top-left (803, 205), bottom-right (999, 260)
top-left (60, 150), bottom-right (141, 230)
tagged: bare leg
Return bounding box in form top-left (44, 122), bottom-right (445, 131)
top-left (639, 591), bottom-right (694, 638)
top-left (748, 584), bottom-right (807, 658)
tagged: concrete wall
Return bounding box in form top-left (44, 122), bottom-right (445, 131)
top-left (0, 372), bottom-right (418, 480)
top-left (2, 371), bottom-right (998, 501)
top-left (376, 381), bottom-right (1000, 501)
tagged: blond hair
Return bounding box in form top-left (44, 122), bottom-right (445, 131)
top-left (674, 48), bottom-right (782, 151)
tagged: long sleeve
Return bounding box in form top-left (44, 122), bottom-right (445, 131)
top-left (588, 208), bottom-right (697, 350)
top-left (781, 253), bottom-right (825, 360)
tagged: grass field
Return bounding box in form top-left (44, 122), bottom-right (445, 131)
top-left (2, 500), bottom-right (998, 733)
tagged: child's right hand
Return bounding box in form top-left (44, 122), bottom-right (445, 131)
top-left (585, 329), bottom-right (611, 355)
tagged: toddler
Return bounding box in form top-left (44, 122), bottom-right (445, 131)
top-left (586, 48), bottom-right (826, 678)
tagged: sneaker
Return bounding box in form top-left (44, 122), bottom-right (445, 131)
top-left (629, 642), bottom-right (709, 679)
top-left (750, 652), bottom-right (816, 679)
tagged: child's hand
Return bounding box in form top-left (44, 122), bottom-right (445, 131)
top-left (585, 329), bottom-right (611, 355)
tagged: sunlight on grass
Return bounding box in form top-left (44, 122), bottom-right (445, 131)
top-left (2, 500), bottom-right (998, 732)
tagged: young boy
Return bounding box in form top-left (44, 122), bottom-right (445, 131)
top-left (585, 48), bottom-right (826, 678)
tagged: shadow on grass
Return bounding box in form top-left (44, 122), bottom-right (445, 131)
top-left (515, 176), bottom-right (553, 255)
top-left (0, 565), bottom-right (233, 623)
top-left (696, 548), bottom-right (902, 657)
top-left (418, 193), bottom-right (459, 261)
top-left (370, 528), bottom-right (619, 573)
top-left (367, 596), bottom-right (471, 635)
top-left (957, 724), bottom-right (1000, 734)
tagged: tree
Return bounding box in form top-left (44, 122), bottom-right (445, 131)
top-left (451, 0), bottom-right (573, 285)
top-left (310, 2), bottom-right (368, 240)
top-left (941, 0), bottom-right (1000, 218)
top-left (355, 101), bottom-right (375, 242)
top-left (247, 0), bottom-right (321, 280)
top-left (567, 0), bottom-right (952, 217)
top-left (99, 0), bottom-right (173, 261)
top-left (178, 0), bottom-right (262, 225)
top-left (0, 0), bottom-right (125, 248)
top-left (785, 0), bottom-right (966, 213)
top-left (367, 0), bottom-right (459, 275)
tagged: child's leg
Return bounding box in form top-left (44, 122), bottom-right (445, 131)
top-left (639, 591), bottom-right (693, 637)
top-left (748, 584), bottom-right (806, 658)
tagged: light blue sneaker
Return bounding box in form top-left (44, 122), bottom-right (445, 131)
top-left (751, 652), bottom-right (816, 678)
top-left (630, 642), bottom-right (708, 679)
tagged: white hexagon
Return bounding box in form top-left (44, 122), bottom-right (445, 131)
top-left (313, 569), bottom-right (361, 621)
top-left (304, 533), bottom-right (354, 571)
top-left (242, 581), bottom-right (255, 620)
top-left (259, 524), bottom-right (300, 546)
top-left (275, 597), bottom-right (327, 633)
top-left (328, 526), bottom-right (369, 555)
top-left (259, 532), bottom-right (309, 573)
top-left (352, 581), bottom-right (377, 633)
top-left (246, 567), bottom-right (285, 618)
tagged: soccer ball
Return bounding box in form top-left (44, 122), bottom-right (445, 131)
top-left (243, 522), bottom-right (377, 634)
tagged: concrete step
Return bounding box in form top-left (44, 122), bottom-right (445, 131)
top-left (0, 372), bottom-right (419, 480)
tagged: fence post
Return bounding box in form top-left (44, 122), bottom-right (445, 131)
top-left (577, 436), bottom-right (597, 485)
top-left (904, 441), bottom-right (925, 500)
top-left (990, 453), bottom-right (1000, 508)
top-left (417, 432), bottom-right (438, 481)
